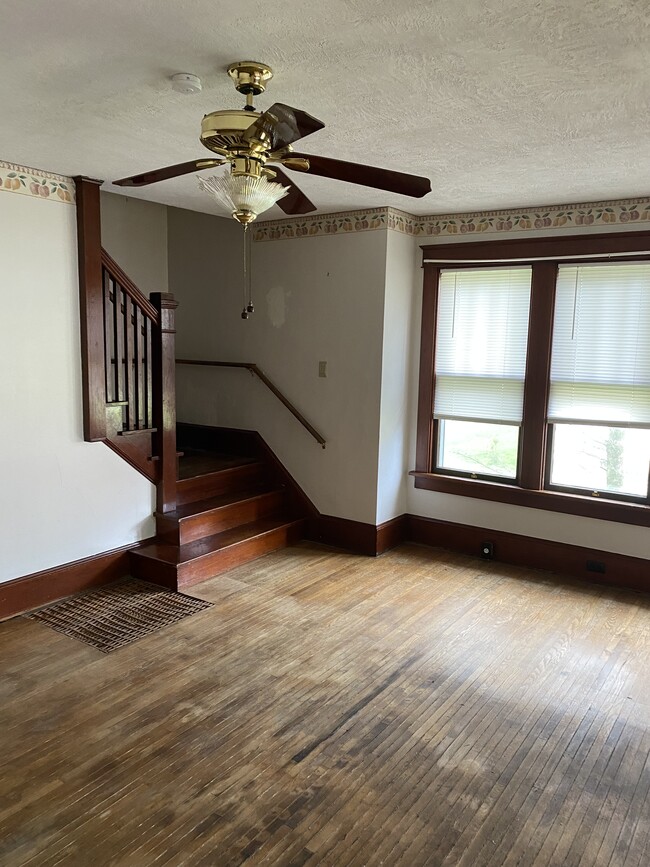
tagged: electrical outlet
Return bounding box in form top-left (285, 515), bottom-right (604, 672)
top-left (586, 560), bottom-right (606, 574)
top-left (318, 361), bottom-right (327, 378)
top-left (481, 541), bottom-right (494, 560)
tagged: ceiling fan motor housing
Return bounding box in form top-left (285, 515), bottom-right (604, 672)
top-left (200, 109), bottom-right (261, 154)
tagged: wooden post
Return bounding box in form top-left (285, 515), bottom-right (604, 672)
top-left (74, 176), bottom-right (106, 442)
top-left (151, 292), bottom-right (178, 514)
top-left (415, 263), bottom-right (440, 473)
top-left (519, 262), bottom-right (557, 489)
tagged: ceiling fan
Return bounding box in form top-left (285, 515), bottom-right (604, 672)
top-left (114, 61), bottom-right (432, 224)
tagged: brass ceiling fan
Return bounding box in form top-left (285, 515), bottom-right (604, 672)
top-left (114, 60), bottom-right (432, 224)
top-left (115, 61), bottom-right (431, 317)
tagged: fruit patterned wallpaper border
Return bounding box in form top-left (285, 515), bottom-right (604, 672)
top-left (253, 198), bottom-right (650, 242)
top-left (2, 158), bottom-right (648, 234)
top-left (0, 160), bottom-right (75, 204)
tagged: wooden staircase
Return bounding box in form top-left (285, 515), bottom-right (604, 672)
top-left (129, 426), bottom-right (309, 589)
top-left (74, 177), bottom-right (316, 591)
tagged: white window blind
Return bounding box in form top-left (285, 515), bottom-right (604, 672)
top-left (434, 266), bottom-right (532, 424)
top-left (548, 263), bottom-right (650, 427)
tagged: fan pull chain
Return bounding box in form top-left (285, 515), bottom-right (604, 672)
top-left (241, 224), bottom-right (254, 319)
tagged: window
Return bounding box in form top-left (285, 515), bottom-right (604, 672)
top-left (434, 266), bottom-right (531, 480)
top-left (547, 263), bottom-right (650, 502)
top-left (414, 231), bottom-right (650, 526)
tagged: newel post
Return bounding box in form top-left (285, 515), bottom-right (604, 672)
top-left (74, 176), bottom-right (106, 442)
top-left (151, 292), bottom-right (179, 514)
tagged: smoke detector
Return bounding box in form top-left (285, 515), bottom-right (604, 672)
top-left (171, 73), bottom-right (202, 94)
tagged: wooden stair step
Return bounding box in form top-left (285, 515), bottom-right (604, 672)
top-left (178, 451), bottom-right (258, 480)
top-left (156, 487), bottom-right (287, 545)
top-left (176, 460), bottom-right (270, 506)
top-left (130, 517), bottom-right (305, 588)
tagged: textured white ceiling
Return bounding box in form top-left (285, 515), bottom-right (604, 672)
top-left (1, 0), bottom-right (649, 218)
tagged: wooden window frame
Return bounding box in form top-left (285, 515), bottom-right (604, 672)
top-left (411, 231), bottom-right (650, 528)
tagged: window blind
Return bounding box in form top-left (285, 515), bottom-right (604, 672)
top-left (548, 263), bottom-right (650, 427)
top-left (434, 266), bottom-right (532, 424)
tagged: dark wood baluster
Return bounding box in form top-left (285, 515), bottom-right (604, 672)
top-left (124, 294), bottom-right (136, 431)
top-left (110, 278), bottom-right (119, 402)
top-left (135, 308), bottom-right (145, 430)
top-left (145, 317), bottom-right (153, 430)
top-left (114, 286), bottom-right (126, 409)
top-left (102, 267), bottom-right (114, 403)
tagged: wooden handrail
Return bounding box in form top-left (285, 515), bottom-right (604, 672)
top-left (101, 248), bottom-right (159, 323)
top-left (176, 359), bottom-right (326, 448)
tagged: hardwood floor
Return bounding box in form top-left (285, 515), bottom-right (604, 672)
top-left (2, 542), bottom-right (649, 866)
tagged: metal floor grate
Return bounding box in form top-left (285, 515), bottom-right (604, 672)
top-left (24, 578), bottom-right (213, 653)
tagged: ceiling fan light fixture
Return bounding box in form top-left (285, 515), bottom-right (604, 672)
top-left (198, 172), bottom-right (289, 224)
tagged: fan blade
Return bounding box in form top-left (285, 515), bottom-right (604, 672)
top-left (114, 159), bottom-right (224, 187)
top-left (288, 153), bottom-right (431, 198)
top-left (244, 103), bottom-right (325, 152)
top-left (270, 167), bottom-right (317, 215)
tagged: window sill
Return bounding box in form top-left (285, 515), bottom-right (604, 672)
top-left (409, 471), bottom-right (650, 527)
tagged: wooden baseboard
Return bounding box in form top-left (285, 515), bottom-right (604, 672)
top-left (3, 509), bottom-right (646, 620)
top-left (377, 516), bottom-right (408, 554)
top-left (306, 514), bottom-right (408, 556)
top-left (306, 515), bottom-right (378, 555)
top-left (406, 515), bottom-right (649, 594)
top-left (0, 540), bottom-right (150, 621)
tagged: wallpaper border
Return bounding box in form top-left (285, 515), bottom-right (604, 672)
top-left (254, 198), bottom-right (650, 241)
top-left (0, 160), bottom-right (75, 204)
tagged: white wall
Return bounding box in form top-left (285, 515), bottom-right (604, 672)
top-left (5, 179), bottom-right (644, 582)
top-left (100, 191), bottom-right (168, 296)
top-left (376, 229), bottom-right (418, 524)
top-left (0, 190), bottom-right (155, 583)
top-left (168, 207), bottom-right (650, 557)
top-left (169, 207), bottom-right (388, 523)
top-left (403, 226), bottom-right (650, 559)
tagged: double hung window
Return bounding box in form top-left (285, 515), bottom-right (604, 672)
top-left (547, 263), bottom-right (650, 501)
top-left (415, 232), bottom-right (650, 525)
top-left (434, 266), bottom-right (531, 481)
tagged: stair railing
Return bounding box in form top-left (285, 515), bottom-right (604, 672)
top-left (176, 359), bottom-right (326, 448)
top-left (101, 248), bottom-right (157, 432)
top-left (75, 177), bottom-right (178, 512)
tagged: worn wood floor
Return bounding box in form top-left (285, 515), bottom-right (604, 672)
top-left (2, 542), bottom-right (650, 866)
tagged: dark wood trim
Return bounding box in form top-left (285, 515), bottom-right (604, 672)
top-left (103, 436), bottom-right (158, 482)
top-left (376, 516), bottom-right (408, 554)
top-left (151, 293), bottom-right (178, 514)
top-left (411, 472), bottom-right (650, 527)
top-left (406, 514), bottom-right (649, 594)
top-left (252, 433), bottom-right (320, 519)
top-left (415, 231), bottom-right (650, 524)
top-left (0, 540), bottom-right (151, 621)
top-left (306, 515), bottom-right (407, 556)
top-left (415, 265), bottom-right (439, 472)
top-left (307, 515), bottom-right (378, 556)
top-left (519, 262), bottom-right (557, 488)
top-left (176, 360), bottom-right (326, 448)
top-left (74, 176), bottom-right (106, 442)
top-left (420, 229), bottom-right (650, 262)
top-left (101, 248), bottom-right (159, 323)
top-left (176, 423), bottom-right (319, 519)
